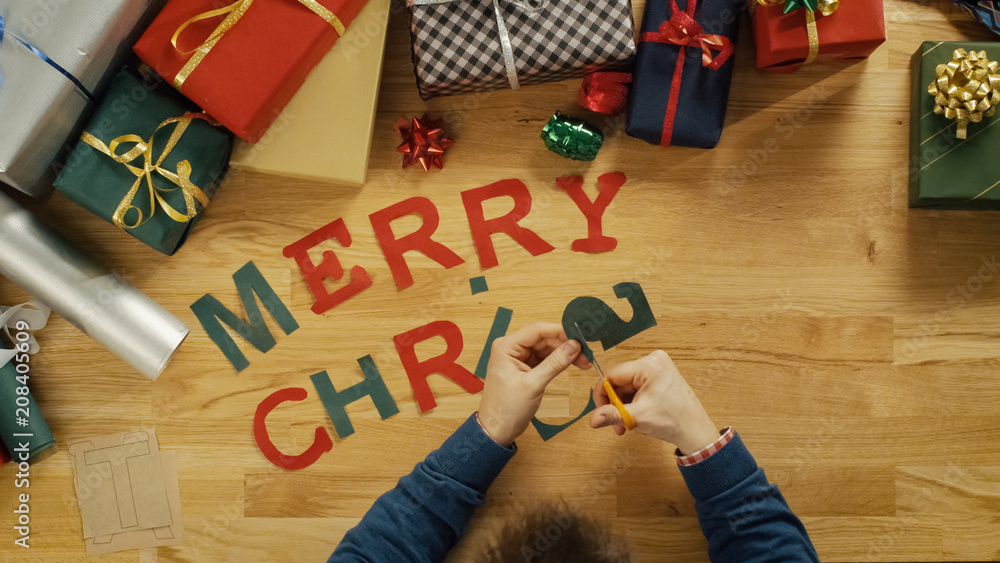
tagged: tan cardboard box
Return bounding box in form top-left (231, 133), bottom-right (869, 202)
top-left (229, 0), bottom-right (390, 186)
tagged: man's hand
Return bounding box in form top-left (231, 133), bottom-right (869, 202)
top-left (590, 350), bottom-right (720, 455)
top-left (478, 322), bottom-right (591, 447)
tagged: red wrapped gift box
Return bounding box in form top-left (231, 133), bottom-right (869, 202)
top-left (751, 0), bottom-right (885, 73)
top-left (135, 0), bottom-right (368, 143)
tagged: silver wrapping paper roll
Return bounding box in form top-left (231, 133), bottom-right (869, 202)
top-left (0, 192), bottom-right (188, 379)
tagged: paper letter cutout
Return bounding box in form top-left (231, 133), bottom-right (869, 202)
top-left (394, 320), bottom-right (485, 412)
top-left (84, 442), bottom-right (154, 529)
top-left (283, 219), bottom-right (373, 315)
top-left (369, 196), bottom-right (465, 290)
top-left (461, 179), bottom-right (555, 269)
top-left (561, 282), bottom-right (657, 362)
top-left (69, 431), bottom-right (172, 539)
top-left (533, 282), bottom-right (657, 440)
top-left (461, 305), bottom-right (597, 441)
top-left (254, 387), bottom-right (333, 471)
top-left (470, 276), bottom-right (489, 295)
top-left (84, 451), bottom-right (184, 555)
top-left (474, 307), bottom-right (513, 379)
top-left (310, 355), bottom-right (400, 439)
top-left (530, 397), bottom-right (598, 441)
top-left (191, 261), bottom-right (300, 372)
top-left (557, 172), bottom-right (624, 253)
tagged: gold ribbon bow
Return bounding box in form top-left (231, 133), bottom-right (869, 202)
top-left (929, 49), bottom-right (1000, 139)
top-left (170, 0), bottom-right (346, 90)
top-left (756, 0), bottom-right (838, 65)
top-left (80, 115), bottom-right (215, 230)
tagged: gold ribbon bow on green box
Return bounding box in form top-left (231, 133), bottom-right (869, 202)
top-left (170, 0), bottom-right (346, 90)
top-left (756, 0), bottom-right (838, 65)
top-left (929, 48), bottom-right (1000, 140)
top-left (81, 114), bottom-right (217, 230)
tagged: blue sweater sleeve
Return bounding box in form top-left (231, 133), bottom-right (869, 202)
top-left (679, 432), bottom-right (819, 563)
top-left (329, 414), bottom-right (516, 563)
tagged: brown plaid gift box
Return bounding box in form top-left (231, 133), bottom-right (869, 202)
top-left (407, 0), bottom-right (636, 99)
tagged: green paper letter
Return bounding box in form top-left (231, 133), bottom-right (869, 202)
top-left (561, 282), bottom-right (657, 361)
top-left (190, 261), bottom-right (299, 372)
top-left (311, 355), bottom-right (400, 439)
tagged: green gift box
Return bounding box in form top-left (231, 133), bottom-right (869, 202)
top-left (0, 360), bottom-right (56, 462)
top-left (55, 69), bottom-right (233, 255)
top-left (910, 41), bottom-right (1000, 210)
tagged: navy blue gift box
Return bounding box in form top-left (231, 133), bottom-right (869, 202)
top-left (625, 0), bottom-right (742, 148)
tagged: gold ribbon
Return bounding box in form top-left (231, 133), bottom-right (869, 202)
top-left (80, 115), bottom-right (216, 230)
top-left (170, 0), bottom-right (346, 90)
top-left (929, 49), bottom-right (1000, 139)
top-left (803, 11), bottom-right (819, 64)
top-left (756, 0), bottom-right (838, 66)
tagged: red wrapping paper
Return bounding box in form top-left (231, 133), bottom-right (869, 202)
top-left (135, 0), bottom-right (368, 142)
top-left (751, 0), bottom-right (885, 73)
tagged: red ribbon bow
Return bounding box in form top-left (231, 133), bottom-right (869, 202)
top-left (640, 0), bottom-right (733, 70)
top-left (578, 72), bottom-right (632, 115)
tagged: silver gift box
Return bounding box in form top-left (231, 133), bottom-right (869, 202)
top-left (0, 0), bottom-right (164, 198)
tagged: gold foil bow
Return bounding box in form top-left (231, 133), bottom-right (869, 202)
top-left (929, 49), bottom-right (1000, 139)
top-left (756, 0), bottom-right (839, 65)
top-left (170, 0), bottom-right (346, 90)
top-left (80, 115), bottom-right (216, 230)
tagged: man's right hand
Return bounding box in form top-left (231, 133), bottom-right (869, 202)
top-left (590, 350), bottom-right (721, 455)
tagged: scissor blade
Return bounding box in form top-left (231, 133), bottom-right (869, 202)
top-left (591, 357), bottom-right (607, 381)
top-left (572, 322), bottom-right (606, 381)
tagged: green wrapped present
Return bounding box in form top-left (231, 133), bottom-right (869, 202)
top-left (0, 360), bottom-right (55, 462)
top-left (910, 42), bottom-right (1000, 210)
top-left (55, 69), bottom-right (233, 254)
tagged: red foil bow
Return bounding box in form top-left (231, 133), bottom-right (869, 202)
top-left (395, 114), bottom-right (454, 171)
top-left (640, 0), bottom-right (734, 70)
top-left (579, 72), bottom-right (632, 115)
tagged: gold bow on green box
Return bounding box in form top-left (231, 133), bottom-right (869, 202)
top-left (80, 114), bottom-right (216, 231)
top-left (928, 48), bottom-right (1000, 139)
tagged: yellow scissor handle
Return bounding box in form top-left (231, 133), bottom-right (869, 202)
top-left (603, 379), bottom-right (636, 431)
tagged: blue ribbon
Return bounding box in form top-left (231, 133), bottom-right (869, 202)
top-left (0, 13), bottom-right (95, 102)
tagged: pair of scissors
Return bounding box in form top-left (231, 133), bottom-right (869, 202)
top-left (573, 322), bottom-right (636, 431)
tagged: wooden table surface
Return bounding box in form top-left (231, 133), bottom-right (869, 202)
top-left (2, 1), bottom-right (1000, 561)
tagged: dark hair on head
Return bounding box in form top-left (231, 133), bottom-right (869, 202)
top-left (480, 502), bottom-right (636, 563)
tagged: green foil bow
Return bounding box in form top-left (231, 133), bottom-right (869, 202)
top-left (540, 111), bottom-right (603, 161)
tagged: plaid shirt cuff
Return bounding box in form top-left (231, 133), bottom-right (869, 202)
top-left (675, 427), bottom-right (735, 467)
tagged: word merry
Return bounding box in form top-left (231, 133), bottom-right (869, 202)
top-left (191, 173), bottom-right (625, 372)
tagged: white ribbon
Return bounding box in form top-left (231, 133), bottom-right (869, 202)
top-left (0, 301), bottom-right (51, 368)
top-left (408, 0), bottom-right (547, 90)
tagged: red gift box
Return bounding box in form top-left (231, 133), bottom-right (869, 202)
top-left (135, 0), bottom-right (368, 143)
top-left (751, 0), bottom-right (885, 73)
top-left (0, 440), bottom-right (9, 465)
